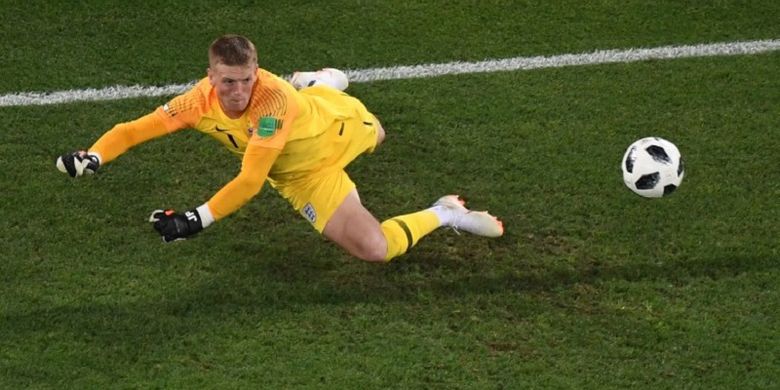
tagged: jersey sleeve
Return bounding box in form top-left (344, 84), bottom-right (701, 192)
top-left (89, 112), bottom-right (173, 164)
top-left (205, 146), bottom-right (281, 220)
top-left (154, 82), bottom-right (210, 130)
top-left (88, 80), bottom-right (210, 164)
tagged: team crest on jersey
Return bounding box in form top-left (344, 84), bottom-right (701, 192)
top-left (258, 116), bottom-right (282, 138)
top-left (301, 203), bottom-right (317, 223)
top-left (161, 101), bottom-right (179, 117)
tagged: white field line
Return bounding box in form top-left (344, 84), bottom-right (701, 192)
top-left (1, 39), bottom-right (778, 108)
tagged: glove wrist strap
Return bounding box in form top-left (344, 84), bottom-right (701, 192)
top-left (195, 204), bottom-right (215, 228)
top-left (87, 151), bottom-right (103, 166)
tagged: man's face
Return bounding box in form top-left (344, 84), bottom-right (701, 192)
top-left (208, 62), bottom-right (257, 116)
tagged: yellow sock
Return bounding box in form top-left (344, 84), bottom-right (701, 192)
top-left (380, 210), bottom-right (441, 261)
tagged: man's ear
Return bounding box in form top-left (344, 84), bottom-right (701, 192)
top-left (207, 67), bottom-right (215, 86)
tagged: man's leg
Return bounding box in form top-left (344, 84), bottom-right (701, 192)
top-left (323, 189), bottom-right (441, 262)
top-left (323, 189), bottom-right (504, 262)
top-left (283, 86), bottom-right (499, 261)
top-left (321, 190), bottom-right (386, 262)
top-left (321, 119), bottom-right (500, 262)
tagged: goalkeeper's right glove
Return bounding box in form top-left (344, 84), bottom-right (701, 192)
top-left (149, 209), bottom-right (205, 243)
top-left (56, 151), bottom-right (100, 177)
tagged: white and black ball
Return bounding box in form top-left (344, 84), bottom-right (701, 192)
top-left (622, 137), bottom-right (684, 198)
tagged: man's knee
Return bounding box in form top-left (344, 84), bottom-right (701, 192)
top-left (322, 190), bottom-right (388, 262)
top-left (353, 232), bottom-right (388, 262)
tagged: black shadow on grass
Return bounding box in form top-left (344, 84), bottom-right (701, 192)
top-left (3, 252), bottom-right (774, 364)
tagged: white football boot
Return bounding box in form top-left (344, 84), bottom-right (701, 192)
top-left (431, 195), bottom-right (504, 237)
top-left (290, 68), bottom-right (349, 91)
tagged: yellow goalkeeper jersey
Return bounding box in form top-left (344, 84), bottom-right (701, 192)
top-left (90, 68), bottom-right (367, 220)
top-left (156, 69), bottom-right (357, 177)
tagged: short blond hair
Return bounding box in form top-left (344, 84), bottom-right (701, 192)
top-left (208, 34), bottom-right (257, 67)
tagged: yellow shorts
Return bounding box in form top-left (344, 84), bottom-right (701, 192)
top-left (272, 93), bottom-right (381, 232)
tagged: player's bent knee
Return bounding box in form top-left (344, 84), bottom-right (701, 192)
top-left (353, 234), bottom-right (388, 263)
top-left (323, 189), bottom-right (388, 262)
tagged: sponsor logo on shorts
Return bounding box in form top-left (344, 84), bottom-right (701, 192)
top-left (302, 203), bottom-right (317, 223)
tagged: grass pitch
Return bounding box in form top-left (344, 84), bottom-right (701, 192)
top-left (1, 1), bottom-right (778, 388)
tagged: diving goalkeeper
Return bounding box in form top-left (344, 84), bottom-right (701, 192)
top-left (56, 34), bottom-right (503, 262)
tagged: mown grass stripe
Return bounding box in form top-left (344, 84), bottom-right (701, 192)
top-left (1, 39), bottom-right (778, 107)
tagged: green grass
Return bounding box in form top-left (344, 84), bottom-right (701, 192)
top-left (2, 0), bottom-right (779, 92)
top-left (1, 1), bottom-right (779, 388)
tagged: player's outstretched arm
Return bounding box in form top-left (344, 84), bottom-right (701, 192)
top-left (55, 112), bottom-right (176, 177)
top-left (149, 147), bottom-right (280, 242)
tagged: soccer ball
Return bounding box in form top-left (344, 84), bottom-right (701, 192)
top-left (622, 137), bottom-right (684, 198)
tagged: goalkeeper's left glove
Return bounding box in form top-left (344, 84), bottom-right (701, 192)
top-left (149, 208), bottom-right (204, 243)
top-left (56, 151), bottom-right (100, 177)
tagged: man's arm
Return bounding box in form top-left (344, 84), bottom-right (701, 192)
top-left (206, 147), bottom-right (281, 220)
top-left (56, 81), bottom-right (204, 177)
top-left (89, 112), bottom-right (173, 164)
top-left (150, 145), bottom-right (281, 242)
top-left (56, 112), bottom-right (175, 177)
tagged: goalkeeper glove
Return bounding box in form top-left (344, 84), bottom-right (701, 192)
top-left (56, 151), bottom-right (100, 177)
top-left (149, 209), bottom-right (204, 243)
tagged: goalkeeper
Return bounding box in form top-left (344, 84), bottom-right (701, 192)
top-left (56, 34), bottom-right (503, 262)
